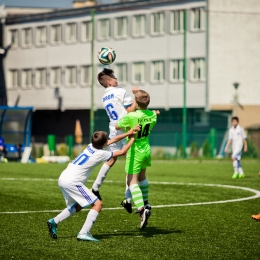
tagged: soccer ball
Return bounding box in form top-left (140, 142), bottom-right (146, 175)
top-left (97, 47), bottom-right (116, 65)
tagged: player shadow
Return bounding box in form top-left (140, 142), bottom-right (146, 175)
top-left (95, 227), bottom-right (182, 240)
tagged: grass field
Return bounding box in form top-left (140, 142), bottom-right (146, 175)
top-left (1, 161), bottom-right (260, 260)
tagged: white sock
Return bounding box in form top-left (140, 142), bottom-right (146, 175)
top-left (79, 209), bottom-right (99, 234)
top-left (125, 175), bottom-right (132, 203)
top-left (54, 207), bottom-right (76, 224)
top-left (92, 163), bottom-right (111, 191)
top-left (233, 160), bottom-right (238, 173)
top-left (238, 167), bottom-right (244, 174)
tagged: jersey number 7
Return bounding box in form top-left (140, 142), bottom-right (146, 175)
top-left (137, 124), bottom-right (150, 139)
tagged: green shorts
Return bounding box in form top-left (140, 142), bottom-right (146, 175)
top-left (125, 147), bottom-right (151, 174)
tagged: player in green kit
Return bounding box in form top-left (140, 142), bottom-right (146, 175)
top-left (116, 90), bottom-right (159, 229)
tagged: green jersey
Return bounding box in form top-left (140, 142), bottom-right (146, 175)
top-left (117, 109), bottom-right (157, 152)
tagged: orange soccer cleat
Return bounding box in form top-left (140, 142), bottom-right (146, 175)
top-left (251, 213), bottom-right (260, 221)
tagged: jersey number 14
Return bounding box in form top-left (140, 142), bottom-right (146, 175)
top-left (137, 124), bottom-right (150, 139)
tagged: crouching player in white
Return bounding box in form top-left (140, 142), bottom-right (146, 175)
top-left (225, 116), bottom-right (247, 179)
top-left (47, 126), bottom-right (139, 242)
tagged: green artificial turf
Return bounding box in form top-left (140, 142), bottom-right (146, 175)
top-left (0, 161), bottom-right (260, 260)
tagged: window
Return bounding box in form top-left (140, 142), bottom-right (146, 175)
top-left (22, 28), bottom-right (32, 47)
top-left (66, 66), bottom-right (77, 86)
top-left (81, 21), bottom-right (92, 41)
top-left (50, 67), bottom-right (62, 86)
top-left (115, 17), bottom-right (127, 39)
top-left (97, 19), bottom-right (110, 40)
top-left (170, 10), bottom-right (183, 33)
top-left (190, 8), bottom-right (206, 31)
top-left (10, 30), bottom-right (18, 48)
top-left (9, 70), bottom-right (18, 89)
top-left (51, 24), bottom-right (62, 44)
top-left (194, 110), bottom-right (209, 126)
top-left (151, 12), bottom-right (165, 35)
top-left (21, 69), bottom-right (32, 88)
top-left (115, 63), bottom-right (127, 84)
top-left (66, 23), bottom-right (77, 43)
top-left (36, 26), bottom-right (47, 46)
top-left (132, 62), bottom-right (145, 84)
top-left (151, 61), bottom-right (164, 83)
top-left (35, 68), bottom-right (47, 88)
top-left (190, 58), bottom-right (205, 81)
top-left (170, 60), bottom-right (183, 82)
top-left (81, 66), bottom-right (91, 86)
top-left (133, 15), bottom-right (146, 37)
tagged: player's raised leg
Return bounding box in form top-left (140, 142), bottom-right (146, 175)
top-left (138, 169), bottom-right (151, 210)
top-left (91, 158), bottom-right (115, 200)
top-left (121, 175), bottom-right (133, 213)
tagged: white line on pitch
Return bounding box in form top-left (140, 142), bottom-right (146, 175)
top-left (0, 182), bottom-right (260, 214)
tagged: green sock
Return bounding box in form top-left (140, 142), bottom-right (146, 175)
top-left (129, 184), bottom-right (144, 210)
top-left (139, 179), bottom-right (149, 202)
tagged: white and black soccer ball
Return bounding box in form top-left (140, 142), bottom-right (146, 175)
top-left (97, 47), bottom-right (116, 65)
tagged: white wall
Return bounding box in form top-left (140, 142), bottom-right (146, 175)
top-left (5, 1), bottom-right (207, 110)
top-left (208, 0), bottom-right (260, 107)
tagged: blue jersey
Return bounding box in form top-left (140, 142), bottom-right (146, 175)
top-left (0, 136), bottom-right (4, 147)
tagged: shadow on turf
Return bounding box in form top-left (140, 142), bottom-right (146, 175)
top-left (94, 227), bottom-right (182, 239)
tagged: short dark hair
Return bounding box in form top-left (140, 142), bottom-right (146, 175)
top-left (231, 116), bottom-right (239, 122)
top-left (135, 90), bottom-right (150, 108)
top-left (97, 68), bottom-right (114, 87)
top-left (91, 131), bottom-right (108, 149)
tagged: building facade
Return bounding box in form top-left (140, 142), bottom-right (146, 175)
top-left (2, 0), bottom-right (260, 150)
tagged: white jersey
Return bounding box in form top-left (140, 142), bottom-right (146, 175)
top-left (102, 86), bottom-right (132, 127)
top-left (228, 125), bottom-right (246, 151)
top-left (59, 144), bottom-right (113, 184)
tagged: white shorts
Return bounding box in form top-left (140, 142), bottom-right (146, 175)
top-left (109, 125), bottom-right (127, 152)
top-left (58, 179), bottom-right (98, 210)
top-left (232, 149), bottom-right (242, 160)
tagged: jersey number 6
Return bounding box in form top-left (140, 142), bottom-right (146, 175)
top-left (105, 103), bottom-right (119, 120)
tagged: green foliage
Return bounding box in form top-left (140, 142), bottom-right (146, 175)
top-left (202, 138), bottom-right (211, 157)
top-left (190, 141), bottom-right (200, 158)
top-left (244, 138), bottom-right (258, 158)
top-left (178, 145), bottom-right (184, 157)
top-left (31, 144), bottom-right (36, 159)
top-left (38, 145), bottom-right (44, 158)
top-left (56, 143), bottom-right (68, 156)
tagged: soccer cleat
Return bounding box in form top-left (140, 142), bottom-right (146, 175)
top-left (252, 213), bottom-right (260, 221)
top-left (47, 219), bottom-right (58, 239)
top-left (77, 232), bottom-right (99, 242)
top-left (140, 208), bottom-right (151, 229)
top-left (121, 199), bottom-right (132, 213)
top-left (91, 189), bottom-right (102, 201)
top-left (238, 174), bottom-right (245, 179)
top-left (232, 173), bottom-right (239, 179)
top-left (135, 203), bottom-right (152, 214)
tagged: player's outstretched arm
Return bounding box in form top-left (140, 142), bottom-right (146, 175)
top-left (107, 125), bottom-right (140, 146)
top-left (126, 99), bottom-right (137, 113)
top-left (113, 136), bottom-right (135, 157)
top-left (153, 110), bottom-right (160, 115)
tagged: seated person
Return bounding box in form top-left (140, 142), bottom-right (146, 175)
top-left (0, 136), bottom-right (7, 162)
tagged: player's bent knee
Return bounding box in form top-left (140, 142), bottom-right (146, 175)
top-left (92, 199), bottom-right (103, 212)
